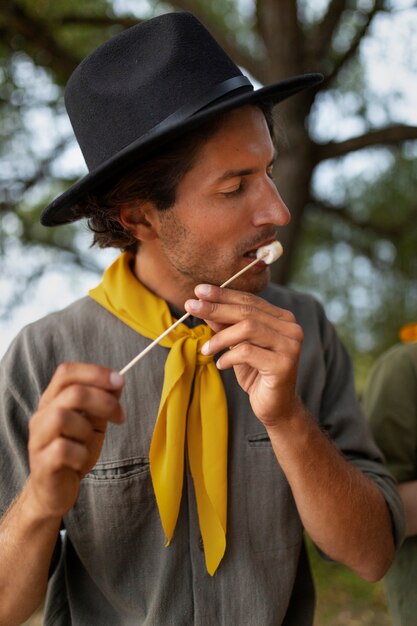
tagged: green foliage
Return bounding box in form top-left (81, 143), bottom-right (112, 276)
top-left (308, 538), bottom-right (392, 625)
top-left (292, 143), bottom-right (417, 386)
top-left (13, 0), bottom-right (117, 70)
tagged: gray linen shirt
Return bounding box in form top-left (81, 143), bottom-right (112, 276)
top-left (0, 284), bottom-right (404, 626)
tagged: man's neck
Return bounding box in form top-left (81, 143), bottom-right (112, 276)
top-left (132, 246), bottom-right (195, 312)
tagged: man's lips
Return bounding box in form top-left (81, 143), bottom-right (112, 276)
top-left (243, 237), bottom-right (277, 258)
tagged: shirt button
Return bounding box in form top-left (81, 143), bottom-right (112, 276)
top-left (198, 535), bottom-right (204, 552)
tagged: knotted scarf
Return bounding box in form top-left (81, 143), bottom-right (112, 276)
top-left (89, 253), bottom-right (228, 575)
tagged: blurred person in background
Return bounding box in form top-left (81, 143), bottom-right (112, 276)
top-left (364, 322), bottom-right (417, 626)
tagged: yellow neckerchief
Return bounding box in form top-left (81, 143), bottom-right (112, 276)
top-left (89, 252), bottom-right (228, 575)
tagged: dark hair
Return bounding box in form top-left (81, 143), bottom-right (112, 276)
top-left (79, 104), bottom-right (275, 252)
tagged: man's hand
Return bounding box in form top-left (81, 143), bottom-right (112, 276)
top-left (27, 362), bottom-right (125, 520)
top-left (185, 284), bottom-right (304, 427)
top-left (0, 363), bottom-right (125, 625)
top-left (185, 284), bottom-right (396, 582)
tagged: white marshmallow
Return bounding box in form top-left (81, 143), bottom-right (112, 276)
top-left (256, 241), bottom-right (284, 264)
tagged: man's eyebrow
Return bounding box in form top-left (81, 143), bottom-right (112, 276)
top-left (214, 154), bottom-right (277, 184)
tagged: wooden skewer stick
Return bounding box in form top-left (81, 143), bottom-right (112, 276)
top-left (119, 241), bottom-right (283, 375)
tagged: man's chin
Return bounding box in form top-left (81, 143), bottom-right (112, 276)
top-left (226, 267), bottom-right (270, 294)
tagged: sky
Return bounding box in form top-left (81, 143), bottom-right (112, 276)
top-left (0, 246), bottom-right (118, 357)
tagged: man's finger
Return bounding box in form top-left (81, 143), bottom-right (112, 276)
top-left (29, 407), bottom-right (95, 451)
top-left (39, 362), bottom-right (124, 408)
top-left (201, 319), bottom-right (303, 357)
top-left (185, 297), bottom-right (297, 329)
top-left (193, 284), bottom-right (292, 320)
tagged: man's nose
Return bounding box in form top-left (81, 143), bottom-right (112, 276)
top-left (252, 178), bottom-right (291, 227)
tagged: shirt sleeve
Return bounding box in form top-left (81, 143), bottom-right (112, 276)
top-left (309, 300), bottom-right (405, 547)
top-left (0, 353), bottom-right (32, 518)
top-left (0, 326), bottom-right (64, 576)
top-left (0, 321), bottom-right (58, 516)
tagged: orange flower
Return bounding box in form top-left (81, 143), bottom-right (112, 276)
top-left (399, 322), bottom-right (417, 343)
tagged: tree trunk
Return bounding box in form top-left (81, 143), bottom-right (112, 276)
top-left (271, 109), bottom-right (315, 284)
top-left (256, 0), bottom-right (316, 284)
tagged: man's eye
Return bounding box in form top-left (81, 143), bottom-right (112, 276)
top-left (221, 182), bottom-right (244, 197)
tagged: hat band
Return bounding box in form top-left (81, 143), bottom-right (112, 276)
top-left (146, 75), bottom-right (253, 137)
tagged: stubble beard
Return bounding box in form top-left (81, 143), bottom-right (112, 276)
top-left (158, 211), bottom-right (272, 294)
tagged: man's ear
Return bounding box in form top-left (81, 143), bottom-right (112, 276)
top-left (118, 201), bottom-right (160, 242)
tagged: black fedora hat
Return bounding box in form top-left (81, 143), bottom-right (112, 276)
top-left (40, 11), bottom-right (323, 227)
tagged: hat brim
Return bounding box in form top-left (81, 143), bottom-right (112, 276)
top-left (41, 72), bottom-right (323, 226)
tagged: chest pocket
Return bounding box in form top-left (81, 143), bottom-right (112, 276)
top-left (62, 455), bottom-right (165, 612)
top-left (85, 457), bottom-right (151, 481)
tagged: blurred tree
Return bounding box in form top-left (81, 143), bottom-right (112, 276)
top-left (1, 0), bottom-right (417, 365)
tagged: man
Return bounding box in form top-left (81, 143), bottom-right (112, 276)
top-left (0, 11), bottom-right (403, 626)
top-left (364, 326), bottom-right (417, 626)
